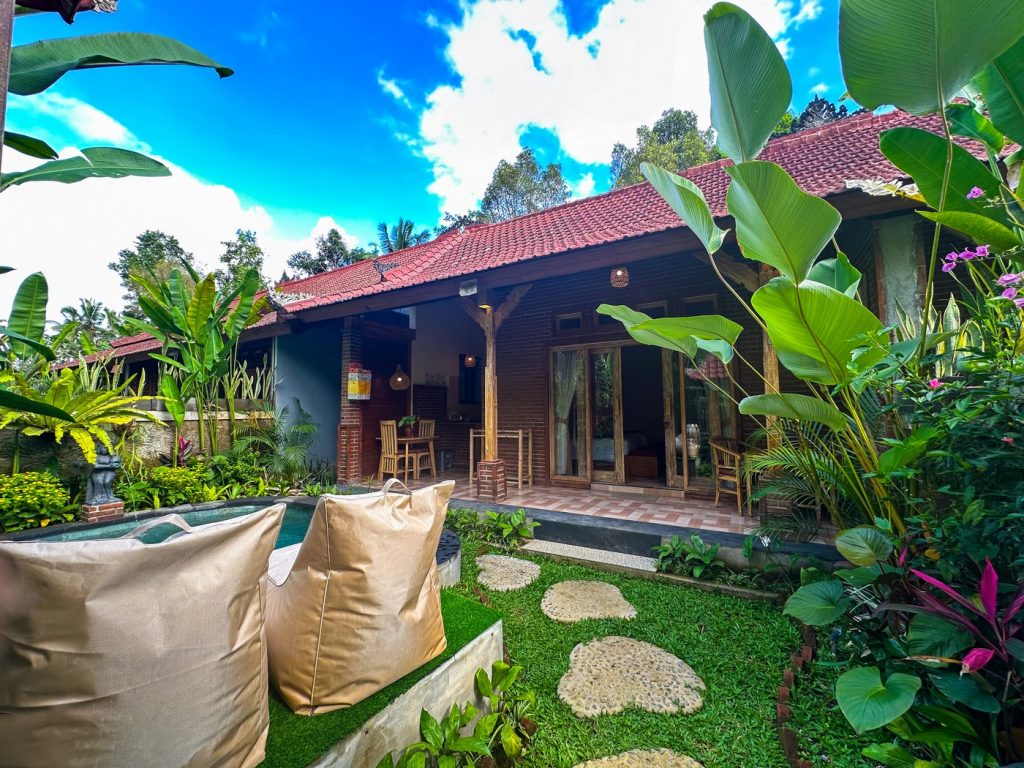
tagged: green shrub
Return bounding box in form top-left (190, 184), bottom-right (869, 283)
top-left (148, 465), bottom-right (205, 507)
top-left (653, 534), bottom-right (728, 580)
top-left (202, 451), bottom-right (264, 492)
top-left (0, 471), bottom-right (73, 533)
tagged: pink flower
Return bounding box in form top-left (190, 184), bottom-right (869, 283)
top-left (945, 251), bottom-right (960, 261)
top-left (966, 186), bottom-right (984, 199)
top-left (928, 378), bottom-right (942, 389)
top-left (961, 647), bottom-right (995, 675)
top-left (997, 273), bottom-right (1022, 286)
top-left (975, 245), bottom-right (989, 258)
top-left (961, 249), bottom-right (978, 260)
top-left (1003, 436), bottom-right (1015, 444)
top-left (942, 261), bottom-right (957, 273)
top-left (1002, 287), bottom-right (1019, 300)
top-left (1016, 298), bottom-right (1024, 309)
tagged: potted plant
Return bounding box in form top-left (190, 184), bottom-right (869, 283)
top-left (398, 415), bottom-right (417, 437)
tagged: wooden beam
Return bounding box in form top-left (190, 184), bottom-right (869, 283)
top-left (758, 264), bottom-right (781, 449)
top-left (0, 0), bottom-right (13, 174)
top-left (693, 250), bottom-right (759, 294)
top-left (460, 284), bottom-right (531, 461)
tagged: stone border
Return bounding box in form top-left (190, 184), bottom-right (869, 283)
top-left (311, 620), bottom-right (504, 768)
top-left (776, 624), bottom-right (818, 768)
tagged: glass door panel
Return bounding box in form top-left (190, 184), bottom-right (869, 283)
top-left (589, 348), bottom-right (623, 483)
top-left (683, 351), bottom-right (736, 484)
top-left (551, 349), bottom-right (587, 480)
top-left (664, 350), bottom-right (685, 488)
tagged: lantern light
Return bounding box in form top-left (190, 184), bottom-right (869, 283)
top-left (464, 354), bottom-right (477, 368)
top-left (389, 364), bottom-right (410, 391)
top-left (610, 267), bottom-right (629, 287)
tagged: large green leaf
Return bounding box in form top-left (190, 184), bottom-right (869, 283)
top-left (596, 305), bottom-right (741, 362)
top-left (223, 268), bottom-right (262, 340)
top-left (704, 3), bottom-right (791, 163)
top-left (0, 147), bottom-right (170, 191)
top-left (861, 743), bottom-right (922, 767)
top-left (879, 128), bottom-right (1009, 227)
top-left (7, 272), bottom-right (48, 359)
top-left (738, 393), bottom-right (847, 431)
top-left (641, 162), bottom-right (726, 254)
top-left (930, 672), bottom-right (1001, 713)
top-left (944, 103), bottom-right (1004, 153)
top-left (726, 162), bottom-right (841, 283)
top-left (0, 389), bottom-right (74, 422)
top-left (906, 613), bottom-right (974, 658)
top-left (835, 526), bottom-right (893, 566)
top-left (917, 211), bottom-right (1019, 251)
top-left (807, 253), bottom-right (862, 298)
top-left (839, 0), bottom-right (1024, 115)
top-left (977, 36), bottom-right (1024, 146)
top-left (836, 667), bottom-right (921, 734)
top-left (3, 131), bottom-right (58, 159)
top-left (783, 580), bottom-right (849, 626)
top-left (752, 278), bottom-right (886, 385)
top-left (877, 426), bottom-right (939, 476)
top-left (186, 275), bottom-right (217, 338)
top-left (9, 32), bottom-right (233, 96)
top-left (0, 323), bottom-right (55, 361)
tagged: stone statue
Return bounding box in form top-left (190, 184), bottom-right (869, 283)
top-left (86, 444), bottom-right (121, 506)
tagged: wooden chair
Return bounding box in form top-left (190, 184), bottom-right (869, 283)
top-left (710, 438), bottom-right (751, 516)
top-left (378, 420), bottom-right (414, 482)
top-left (412, 419), bottom-right (437, 480)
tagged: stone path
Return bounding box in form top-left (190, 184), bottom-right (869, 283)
top-left (521, 539), bottom-right (657, 572)
top-left (475, 554), bottom-right (540, 592)
top-left (573, 749), bottom-right (703, 768)
top-left (541, 581), bottom-right (637, 623)
top-left (558, 636), bottom-right (705, 717)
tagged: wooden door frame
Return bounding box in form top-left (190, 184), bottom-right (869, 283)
top-left (548, 347), bottom-right (589, 487)
top-left (587, 345), bottom-right (624, 484)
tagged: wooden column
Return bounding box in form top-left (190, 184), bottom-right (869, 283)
top-left (0, 0), bottom-right (14, 174)
top-left (461, 284), bottom-right (530, 501)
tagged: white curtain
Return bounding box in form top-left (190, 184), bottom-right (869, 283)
top-left (553, 350), bottom-right (581, 475)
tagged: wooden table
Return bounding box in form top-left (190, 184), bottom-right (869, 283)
top-left (376, 435), bottom-right (437, 482)
top-left (469, 429), bottom-right (533, 490)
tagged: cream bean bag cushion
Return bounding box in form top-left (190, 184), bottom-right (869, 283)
top-left (0, 504), bottom-right (285, 768)
top-left (267, 480), bottom-right (454, 715)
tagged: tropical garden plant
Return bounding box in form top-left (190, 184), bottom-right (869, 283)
top-left (598, 1), bottom-right (1024, 764)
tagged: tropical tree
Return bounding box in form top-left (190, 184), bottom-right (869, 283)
top-left (434, 209), bottom-right (489, 235)
top-left (286, 228), bottom-right (371, 276)
top-left (480, 148), bottom-right (570, 222)
top-left (1, 4), bottom-right (232, 189)
top-left (109, 230), bottom-right (197, 318)
top-left (50, 298), bottom-right (119, 358)
top-left (215, 229), bottom-right (266, 292)
top-left (377, 218), bottom-right (431, 253)
top-left (126, 261), bottom-right (267, 454)
top-left (610, 108), bottom-right (719, 188)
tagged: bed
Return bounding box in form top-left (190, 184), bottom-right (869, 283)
top-left (591, 432), bottom-right (649, 465)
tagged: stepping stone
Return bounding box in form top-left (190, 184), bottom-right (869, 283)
top-left (541, 581), bottom-right (637, 623)
top-left (475, 554), bottom-right (540, 592)
top-left (573, 749), bottom-right (703, 768)
top-left (558, 636), bottom-right (705, 717)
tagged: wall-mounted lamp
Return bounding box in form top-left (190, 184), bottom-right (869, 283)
top-left (389, 364), bottom-right (410, 391)
top-left (464, 354), bottom-right (477, 368)
top-left (610, 267), bottom-right (629, 288)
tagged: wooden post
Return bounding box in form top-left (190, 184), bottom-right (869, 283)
top-left (759, 264), bottom-right (781, 448)
top-left (461, 284), bottom-right (531, 501)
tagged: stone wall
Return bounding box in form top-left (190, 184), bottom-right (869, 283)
top-left (126, 409), bottom-right (274, 466)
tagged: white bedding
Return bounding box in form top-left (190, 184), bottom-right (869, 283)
top-left (592, 433), bottom-right (648, 463)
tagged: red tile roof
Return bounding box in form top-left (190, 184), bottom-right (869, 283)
top-left (103, 109), bottom-right (942, 360)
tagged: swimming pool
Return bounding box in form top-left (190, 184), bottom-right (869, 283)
top-left (30, 502), bottom-right (315, 549)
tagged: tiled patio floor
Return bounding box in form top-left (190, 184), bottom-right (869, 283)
top-left (404, 471), bottom-right (759, 536)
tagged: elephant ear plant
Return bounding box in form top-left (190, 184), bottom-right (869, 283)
top-left (602, 0), bottom-right (1024, 764)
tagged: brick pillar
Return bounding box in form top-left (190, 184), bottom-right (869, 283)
top-left (81, 501), bottom-right (125, 524)
top-left (337, 318), bottom-right (365, 485)
top-left (476, 459), bottom-right (507, 503)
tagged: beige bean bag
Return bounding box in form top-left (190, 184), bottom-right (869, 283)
top-left (0, 504), bottom-right (285, 768)
top-left (266, 480), bottom-right (455, 715)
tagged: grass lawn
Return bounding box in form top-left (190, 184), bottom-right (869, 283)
top-left (261, 590), bottom-right (501, 768)
top-left (454, 546), bottom-right (804, 768)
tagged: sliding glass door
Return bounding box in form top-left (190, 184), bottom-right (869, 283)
top-left (588, 347), bottom-right (623, 483)
top-left (551, 349), bottom-right (587, 481)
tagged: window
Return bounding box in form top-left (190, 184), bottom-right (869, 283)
top-left (637, 301), bottom-right (667, 318)
top-left (595, 311), bottom-right (619, 326)
top-left (555, 312), bottom-right (583, 332)
top-left (458, 354), bottom-right (481, 404)
top-left (683, 294), bottom-right (717, 316)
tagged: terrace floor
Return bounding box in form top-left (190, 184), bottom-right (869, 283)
top-left (404, 470), bottom-right (759, 535)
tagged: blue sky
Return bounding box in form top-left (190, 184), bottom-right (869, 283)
top-left (3, 0), bottom-right (844, 313)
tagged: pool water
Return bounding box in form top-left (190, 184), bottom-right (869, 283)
top-left (35, 503), bottom-right (313, 549)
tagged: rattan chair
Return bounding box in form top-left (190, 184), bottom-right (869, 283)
top-left (710, 438), bottom-right (751, 516)
top-left (378, 420), bottom-right (414, 482)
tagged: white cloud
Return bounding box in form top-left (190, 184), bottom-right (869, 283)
top-left (0, 97), bottom-right (358, 320)
top-left (790, 0), bottom-right (822, 25)
top-left (377, 70), bottom-right (413, 108)
top-left (8, 93), bottom-right (150, 152)
top-left (408, 0), bottom-right (809, 215)
top-left (810, 81), bottom-right (829, 94)
top-left (571, 172), bottom-right (596, 198)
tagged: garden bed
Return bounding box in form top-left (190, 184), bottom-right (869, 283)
top-left (262, 591), bottom-right (501, 768)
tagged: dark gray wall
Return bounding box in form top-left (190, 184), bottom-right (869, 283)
top-left (274, 322), bottom-right (342, 466)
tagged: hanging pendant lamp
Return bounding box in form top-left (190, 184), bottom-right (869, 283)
top-left (389, 364), bottom-right (410, 391)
